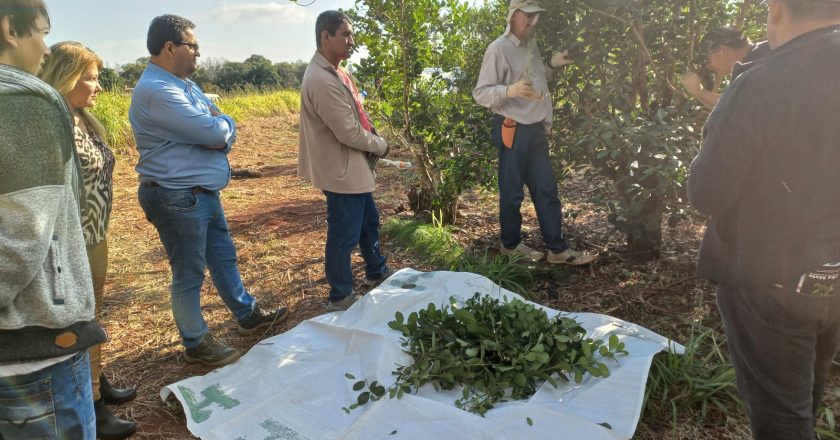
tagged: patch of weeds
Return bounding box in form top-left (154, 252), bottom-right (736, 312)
top-left (382, 218), bottom-right (463, 268)
top-left (643, 323), bottom-right (741, 427)
top-left (453, 252), bottom-right (533, 297)
top-left (817, 406), bottom-right (838, 439)
top-left (383, 218), bottom-right (540, 295)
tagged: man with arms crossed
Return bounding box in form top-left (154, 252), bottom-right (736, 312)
top-left (131, 14), bottom-right (288, 367)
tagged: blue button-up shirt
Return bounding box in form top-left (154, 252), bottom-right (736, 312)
top-left (130, 63), bottom-right (236, 191)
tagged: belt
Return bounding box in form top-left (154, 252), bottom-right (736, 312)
top-left (140, 181), bottom-right (211, 194)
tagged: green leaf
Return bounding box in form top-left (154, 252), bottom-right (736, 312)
top-left (526, 417), bottom-right (534, 426)
top-left (353, 381), bottom-right (366, 391)
top-left (357, 392), bottom-right (370, 406)
top-left (345, 373), bottom-right (356, 380)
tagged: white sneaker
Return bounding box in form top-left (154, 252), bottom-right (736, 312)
top-left (547, 248), bottom-right (597, 266)
top-left (500, 243), bottom-right (544, 262)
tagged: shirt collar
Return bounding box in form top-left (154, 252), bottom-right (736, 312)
top-left (506, 33), bottom-right (524, 47)
top-left (313, 51), bottom-right (340, 75)
top-left (146, 62), bottom-right (195, 92)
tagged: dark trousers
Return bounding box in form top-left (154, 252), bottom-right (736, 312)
top-left (491, 115), bottom-right (567, 252)
top-left (716, 284), bottom-right (840, 439)
top-left (324, 191), bottom-right (388, 302)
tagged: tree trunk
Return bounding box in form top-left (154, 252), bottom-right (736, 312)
top-left (408, 184), bottom-right (459, 224)
top-left (624, 193), bottom-right (664, 262)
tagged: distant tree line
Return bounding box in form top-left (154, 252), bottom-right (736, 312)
top-left (100, 55), bottom-right (308, 93)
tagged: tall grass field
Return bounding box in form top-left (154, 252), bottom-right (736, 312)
top-left (90, 90), bottom-right (300, 154)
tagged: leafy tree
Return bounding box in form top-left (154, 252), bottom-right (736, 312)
top-left (242, 54), bottom-right (281, 89)
top-left (99, 67), bottom-right (123, 91)
top-left (351, 0), bottom-right (502, 223)
top-left (275, 61), bottom-right (307, 89)
top-left (119, 57), bottom-right (149, 88)
top-left (536, 0), bottom-right (766, 261)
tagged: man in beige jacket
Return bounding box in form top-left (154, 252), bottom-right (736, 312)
top-left (298, 10), bottom-right (393, 312)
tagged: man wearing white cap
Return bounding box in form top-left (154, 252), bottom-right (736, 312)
top-left (473, 0), bottom-right (595, 266)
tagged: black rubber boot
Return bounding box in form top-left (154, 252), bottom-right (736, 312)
top-left (100, 374), bottom-right (137, 405)
top-left (95, 398), bottom-right (137, 440)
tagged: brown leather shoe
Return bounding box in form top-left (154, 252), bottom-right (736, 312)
top-left (183, 334), bottom-right (241, 367)
top-left (237, 305), bottom-right (290, 336)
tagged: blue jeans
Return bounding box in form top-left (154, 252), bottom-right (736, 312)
top-left (138, 186), bottom-right (255, 348)
top-left (491, 115), bottom-right (568, 252)
top-left (324, 191), bottom-right (388, 302)
top-left (0, 351), bottom-right (95, 439)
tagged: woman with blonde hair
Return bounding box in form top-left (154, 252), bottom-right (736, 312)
top-left (40, 41), bottom-right (137, 440)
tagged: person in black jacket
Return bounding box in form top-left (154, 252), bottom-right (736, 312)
top-left (688, 0), bottom-right (840, 438)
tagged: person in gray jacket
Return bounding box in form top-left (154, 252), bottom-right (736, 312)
top-left (298, 10), bottom-right (394, 312)
top-left (0, 1), bottom-right (106, 438)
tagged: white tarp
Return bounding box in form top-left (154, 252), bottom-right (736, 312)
top-left (161, 269), bottom-right (683, 440)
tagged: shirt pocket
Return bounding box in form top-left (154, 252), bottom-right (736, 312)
top-left (44, 234), bottom-right (66, 306)
top-left (338, 145), bottom-right (350, 179)
top-left (161, 190), bottom-right (200, 212)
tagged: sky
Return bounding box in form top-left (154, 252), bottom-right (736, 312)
top-left (47, 0), bottom-right (357, 68)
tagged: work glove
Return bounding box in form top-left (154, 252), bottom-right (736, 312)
top-left (506, 79), bottom-right (541, 101)
top-left (550, 50), bottom-right (574, 68)
top-left (680, 71), bottom-right (703, 96)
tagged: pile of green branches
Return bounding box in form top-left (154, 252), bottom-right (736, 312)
top-left (344, 293), bottom-right (627, 416)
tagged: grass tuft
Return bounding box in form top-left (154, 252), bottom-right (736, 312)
top-left (643, 324), bottom-right (741, 427)
top-left (90, 92), bottom-right (133, 155)
top-left (382, 218), bottom-right (534, 296)
top-left (382, 218), bottom-right (463, 268)
top-left (217, 90), bottom-right (300, 123)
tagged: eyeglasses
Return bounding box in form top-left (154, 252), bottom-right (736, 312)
top-left (175, 41), bottom-right (200, 52)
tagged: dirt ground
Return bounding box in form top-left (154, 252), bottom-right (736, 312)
top-left (100, 113), bottom-right (838, 439)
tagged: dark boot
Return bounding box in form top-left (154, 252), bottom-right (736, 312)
top-left (100, 374), bottom-right (137, 405)
top-left (95, 398), bottom-right (137, 440)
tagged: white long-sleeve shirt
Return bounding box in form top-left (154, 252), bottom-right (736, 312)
top-left (473, 33), bottom-right (553, 129)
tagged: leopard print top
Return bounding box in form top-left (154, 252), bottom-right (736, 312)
top-left (74, 124), bottom-right (115, 245)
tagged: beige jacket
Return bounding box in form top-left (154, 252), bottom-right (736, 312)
top-left (298, 52), bottom-right (387, 194)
